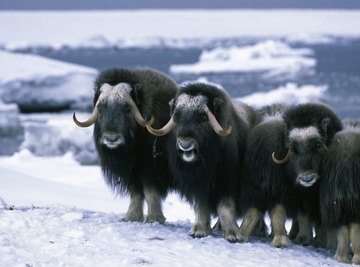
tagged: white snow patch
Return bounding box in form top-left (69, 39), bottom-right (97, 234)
top-left (170, 40), bottom-right (315, 75)
top-left (0, 51), bottom-right (96, 85)
top-left (238, 83), bottom-right (328, 107)
top-left (0, 50), bottom-right (97, 111)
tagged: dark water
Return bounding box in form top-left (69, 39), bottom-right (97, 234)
top-left (32, 39), bottom-right (360, 119)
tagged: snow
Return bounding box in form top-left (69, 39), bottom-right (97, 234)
top-left (0, 10), bottom-right (360, 50)
top-left (0, 153), bottom-right (345, 267)
top-left (19, 113), bottom-right (97, 165)
top-left (170, 40), bottom-right (315, 75)
top-left (239, 83), bottom-right (328, 107)
top-left (0, 51), bottom-right (97, 111)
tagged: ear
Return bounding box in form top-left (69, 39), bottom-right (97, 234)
top-left (133, 83), bottom-right (142, 104)
top-left (213, 97), bottom-right (224, 113)
top-left (168, 98), bottom-right (175, 112)
top-left (321, 117), bottom-right (331, 133)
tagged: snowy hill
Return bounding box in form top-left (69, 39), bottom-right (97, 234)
top-left (0, 152), bottom-right (346, 266)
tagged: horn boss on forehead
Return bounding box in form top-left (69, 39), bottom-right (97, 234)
top-left (73, 82), bottom-right (151, 128)
top-left (146, 93), bottom-right (232, 137)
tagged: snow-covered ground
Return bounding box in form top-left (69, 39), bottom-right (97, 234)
top-left (0, 152), bottom-right (345, 267)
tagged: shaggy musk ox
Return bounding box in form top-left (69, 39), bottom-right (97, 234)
top-left (73, 68), bottom-right (177, 223)
top-left (146, 83), bottom-right (255, 242)
top-left (239, 104), bottom-right (292, 247)
top-left (240, 103), bottom-right (342, 248)
top-left (275, 103), bottom-right (342, 246)
top-left (321, 120), bottom-right (360, 264)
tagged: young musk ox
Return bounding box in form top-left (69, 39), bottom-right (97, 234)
top-left (274, 103), bottom-right (342, 246)
top-left (146, 83), bottom-right (256, 242)
top-left (73, 68), bottom-right (177, 223)
top-left (321, 120), bottom-right (360, 264)
top-left (239, 104), bottom-right (293, 247)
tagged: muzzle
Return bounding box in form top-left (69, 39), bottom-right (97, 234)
top-left (176, 137), bottom-right (199, 162)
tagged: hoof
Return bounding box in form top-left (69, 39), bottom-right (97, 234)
top-left (223, 227), bottom-right (243, 243)
top-left (145, 214), bottom-right (166, 224)
top-left (334, 253), bottom-right (350, 264)
top-left (123, 212), bottom-right (144, 223)
top-left (190, 224), bottom-right (212, 238)
top-left (272, 235), bottom-right (292, 248)
top-left (352, 255), bottom-right (360, 265)
top-left (294, 234), bottom-right (312, 246)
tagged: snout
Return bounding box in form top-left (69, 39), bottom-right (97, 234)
top-left (296, 172), bottom-right (319, 187)
top-left (101, 132), bottom-right (125, 149)
top-left (176, 137), bottom-right (199, 162)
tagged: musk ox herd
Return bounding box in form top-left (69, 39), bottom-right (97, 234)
top-left (73, 67), bottom-right (360, 265)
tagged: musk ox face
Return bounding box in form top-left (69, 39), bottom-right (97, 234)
top-left (95, 101), bottom-right (135, 150)
top-left (287, 126), bottom-right (327, 187)
top-left (74, 82), bottom-right (147, 150)
top-left (171, 94), bottom-right (213, 163)
top-left (146, 92), bottom-right (232, 163)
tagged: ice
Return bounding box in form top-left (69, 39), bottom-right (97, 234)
top-left (170, 40), bottom-right (316, 75)
top-left (239, 83), bottom-right (328, 107)
top-left (0, 10), bottom-right (360, 50)
top-left (0, 101), bottom-right (24, 155)
top-left (0, 51), bottom-right (97, 112)
top-left (20, 113), bottom-right (97, 165)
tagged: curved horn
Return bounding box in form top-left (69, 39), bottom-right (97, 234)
top-left (204, 106), bottom-right (232, 137)
top-left (73, 107), bottom-right (98, 128)
top-left (272, 150), bottom-right (290, 164)
top-left (146, 116), bottom-right (176, 136)
top-left (127, 96), bottom-right (155, 127)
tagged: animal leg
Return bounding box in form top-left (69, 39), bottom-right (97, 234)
top-left (289, 217), bottom-right (299, 240)
top-left (295, 212), bottom-right (313, 246)
top-left (253, 218), bottom-right (268, 238)
top-left (190, 201), bottom-right (212, 238)
top-left (217, 197), bottom-right (242, 242)
top-left (334, 225), bottom-right (350, 263)
top-left (124, 191), bottom-right (144, 222)
top-left (239, 207), bottom-right (262, 242)
top-left (144, 187), bottom-right (166, 224)
top-left (270, 204), bottom-right (291, 248)
top-left (313, 223), bottom-right (326, 248)
top-left (350, 223), bottom-right (360, 265)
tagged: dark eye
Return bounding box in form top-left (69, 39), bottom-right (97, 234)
top-left (290, 144), bottom-right (296, 154)
top-left (201, 113), bottom-right (208, 121)
top-left (125, 106), bottom-right (132, 114)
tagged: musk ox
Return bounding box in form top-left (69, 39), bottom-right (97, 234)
top-left (274, 103), bottom-right (342, 246)
top-left (320, 120), bottom-right (360, 264)
top-left (146, 83), bottom-right (256, 242)
top-left (239, 104), bottom-right (293, 247)
top-left (73, 68), bottom-right (177, 223)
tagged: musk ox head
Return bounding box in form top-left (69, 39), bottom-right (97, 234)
top-left (272, 103), bottom-right (342, 188)
top-left (73, 82), bottom-right (151, 150)
top-left (146, 84), bottom-right (232, 163)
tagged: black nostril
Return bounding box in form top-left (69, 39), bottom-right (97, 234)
top-left (301, 175), bottom-right (316, 183)
top-left (105, 134), bottom-right (120, 143)
top-left (102, 133), bottom-right (125, 147)
top-left (177, 138), bottom-right (195, 151)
